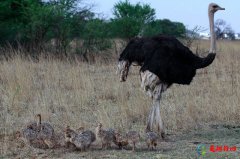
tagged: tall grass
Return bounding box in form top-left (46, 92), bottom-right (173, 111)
top-left (0, 40), bottom-right (240, 155)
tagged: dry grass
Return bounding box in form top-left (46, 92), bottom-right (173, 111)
top-left (0, 40), bottom-right (240, 158)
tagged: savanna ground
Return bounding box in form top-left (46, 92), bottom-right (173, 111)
top-left (0, 40), bottom-right (240, 158)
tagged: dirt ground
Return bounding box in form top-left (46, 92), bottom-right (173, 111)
top-left (1, 123), bottom-right (240, 159)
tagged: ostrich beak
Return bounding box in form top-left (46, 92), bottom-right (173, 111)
top-left (218, 7), bottom-right (225, 10)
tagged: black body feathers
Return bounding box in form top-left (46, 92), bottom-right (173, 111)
top-left (119, 35), bottom-right (216, 85)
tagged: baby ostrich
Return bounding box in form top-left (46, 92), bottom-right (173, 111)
top-left (35, 114), bottom-right (55, 148)
top-left (117, 3), bottom-right (225, 138)
top-left (21, 121), bottom-right (39, 145)
top-left (114, 131), bottom-right (129, 149)
top-left (64, 126), bottom-right (95, 151)
top-left (126, 131), bottom-right (140, 152)
top-left (76, 126), bottom-right (85, 134)
top-left (76, 126), bottom-right (96, 145)
top-left (95, 123), bottom-right (116, 149)
top-left (64, 125), bottom-right (76, 148)
top-left (145, 129), bottom-right (158, 150)
top-left (21, 114), bottom-right (49, 148)
top-left (45, 126), bottom-right (67, 149)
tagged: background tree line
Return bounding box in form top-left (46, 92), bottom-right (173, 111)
top-left (3, 0), bottom-right (232, 61)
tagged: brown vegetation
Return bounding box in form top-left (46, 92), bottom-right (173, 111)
top-left (0, 40), bottom-right (240, 158)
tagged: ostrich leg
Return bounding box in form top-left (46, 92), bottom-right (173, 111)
top-left (141, 70), bottom-right (158, 132)
top-left (152, 84), bottom-right (165, 138)
top-left (141, 70), bottom-right (166, 137)
top-left (146, 87), bottom-right (165, 138)
top-left (154, 95), bottom-right (165, 138)
top-left (146, 101), bottom-right (156, 131)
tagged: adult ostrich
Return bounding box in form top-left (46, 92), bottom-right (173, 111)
top-left (117, 3), bottom-right (224, 138)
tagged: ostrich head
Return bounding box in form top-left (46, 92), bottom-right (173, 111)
top-left (117, 60), bottom-right (130, 82)
top-left (15, 131), bottom-right (22, 139)
top-left (76, 126), bottom-right (84, 133)
top-left (114, 131), bottom-right (124, 141)
top-left (208, 3), bottom-right (225, 13)
top-left (36, 114), bottom-right (41, 121)
top-left (64, 125), bottom-right (77, 141)
top-left (97, 122), bottom-right (102, 128)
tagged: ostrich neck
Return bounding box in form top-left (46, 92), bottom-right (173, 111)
top-left (209, 12), bottom-right (216, 53)
top-left (37, 115), bottom-right (41, 126)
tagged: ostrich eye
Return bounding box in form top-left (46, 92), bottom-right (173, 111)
top-left (212, 5), bottom-right (218, 8)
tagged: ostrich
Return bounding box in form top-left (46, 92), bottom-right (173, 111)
top-left (145, 130), bottom-right (158, 150)
top-left (64, 126), bottom-right (96, 151)
top-left (126, 130), bottom-right (140, 152)
top-left (117, 3), bottom-right (224, 138)
top-left (95, 123), bottom-right (116, 149)
top-left (36, 114), bottom-right (54, 140)
top-left (21, 114), bottom-right (54, 148)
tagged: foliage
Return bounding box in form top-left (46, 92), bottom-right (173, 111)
top-left (111, 0), bottom-right (155, 40)
top-left (143, 19), bottom-right (186, 37)
top-left (0, 0), bottom-right (35, 44)
top-left (0, 0), bottom-right (94, 54)
top-left (78, 19), bottom-right (113, 61)
top-left (0, 0), bottom-right (187, 59)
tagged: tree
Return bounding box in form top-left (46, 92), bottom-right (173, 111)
top-left (224, 26), bottom-right (235, 40)
top-left (215, 19), bottom-right (226, 39)
top-left (79, 19), bottom-right (112, 61)
top-left (215, 19), bottom-right (235, 40)
top-left (143, 19), bottom-right (186, 37)
top-left (0, 0), bottom-right (96, 57)
top-left (0, 0), bottom-right (43, 45)
top-left (111, 0), bottom-right (155, 40)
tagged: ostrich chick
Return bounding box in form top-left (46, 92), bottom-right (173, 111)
top-left (76, 126), bottom-right (96, 146)
top-left (126, 131), bottom-right (140, 152)
top-left (64, 126), bottom-right (76, 148)
top-left (64, 126), bottom-right (94, 151)
top-left (21, 121), bottom-right (38, 144)
top-left (114, 132), bottom-right (129, 149)
top-left (21, 115), bottom-right (48, 149)
top-left (145, 130), bottom-right (158, 150)
top-left (95, 123), bottom-right (116, 149)
top-left (35, 114), bottom-right (55, 148)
